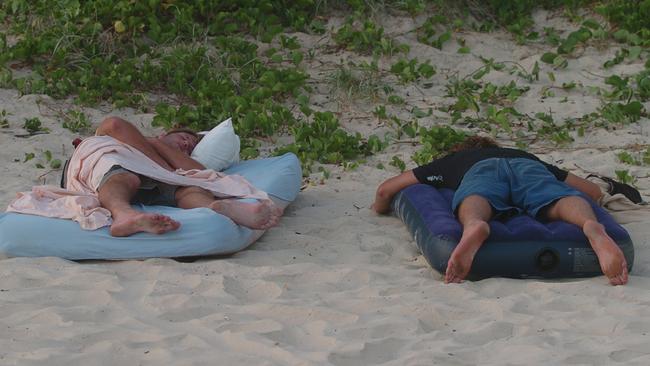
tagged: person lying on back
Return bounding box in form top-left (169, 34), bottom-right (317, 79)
top-left (372, 136), bottom-right (628, 286)
top-left (66, 116), bottom-right (281, 237)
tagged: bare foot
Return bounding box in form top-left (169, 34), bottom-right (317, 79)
top-left (110, 211), bottom-right (180, 237)
top-left (583, 220), bottom-right (629, 286)
top-left (210, 199), bottom-right (282, 230)
top-left (445, 221), bottom-right (490, 283)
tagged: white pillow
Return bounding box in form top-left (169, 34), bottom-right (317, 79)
top-left (191, 118), bottom-right (240, 171)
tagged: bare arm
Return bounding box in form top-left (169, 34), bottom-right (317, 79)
top-left (96, 117), bottom-right (174, 171)
top-left (147, 137), bottom-right (205, 171)
top-left (372, 170), bottom-right (419, 214)
top-left (564, 172), bottom-right (603, 202)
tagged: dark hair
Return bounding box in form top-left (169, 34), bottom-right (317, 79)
top-left (164, 128), bottom-right (201, 140)
top-left (449, 135), bottom-right (499, 153)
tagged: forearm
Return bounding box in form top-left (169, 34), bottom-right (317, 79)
top-left (148, 138), bottom-right (205, 171)
top-left (96, 117), bottom-right (173, 170)
top-left (372, 170), bottom-right (419, 214)
top-left (564, 172), bottom-right (603, 202)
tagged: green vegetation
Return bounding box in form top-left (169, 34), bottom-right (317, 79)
top-left (2, 0), bottom-right (650, 177)
top-left (275, 112), bottom-right (386, 174)
top-left (390, 58), bottom-right (436, 83)
top-left (62, 110), bottom-right (91, 133)
top-left (0, 109), bottom-right (9, 128)
top-left (22, 117), bottom-right (47, 134)
top-left (328, 60), bottom-right (387, 101)
top-left (334, 19), bottom-right (407, 56)
top-left (412, 126), bottom-right (467, 166)
top-left (23, 149), bottom-right (61, 169)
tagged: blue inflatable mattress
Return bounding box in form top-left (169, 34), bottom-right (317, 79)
top-left (393, 184), bottom-right (634, 279)
top-left (0, 153), bottom-right (301, 260)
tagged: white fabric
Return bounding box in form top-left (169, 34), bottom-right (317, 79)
top-left (588, 176), bottom-right (650, 224)
top-left (191, 118), bottom-right (240, 171)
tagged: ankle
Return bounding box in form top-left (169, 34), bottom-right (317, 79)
top-left (209, 200), bottom-right (225, 213)
top-left (583, 220), bottom-right (605, 236)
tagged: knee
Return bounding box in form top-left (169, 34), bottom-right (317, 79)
top-left (175, 186), bottom-right (206, 201)
top-left (121, 172), bottom-right (141, 191)
top-left (558, 195), bottom-right (591, 208)
top-left (457, 194), bottom-right (493, 219)
top-left (100, 172), bottom-right (141, 192)
top-left (458, 194), bottom-right (492, 209)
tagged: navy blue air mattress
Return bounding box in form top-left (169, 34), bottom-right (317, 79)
top-left (393, 184), bottom-right (634, 279)
top-left (0, 153), bottom-right (301, 260)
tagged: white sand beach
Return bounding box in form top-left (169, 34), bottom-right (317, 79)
top-left (2, 8), bottom-right (650, 365)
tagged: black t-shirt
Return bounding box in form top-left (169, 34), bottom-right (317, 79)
top-left (412, 147), bottom-right (568, 190)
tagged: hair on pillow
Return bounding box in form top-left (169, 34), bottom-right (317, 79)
top-left (191, 118), bottom-right (240, 171)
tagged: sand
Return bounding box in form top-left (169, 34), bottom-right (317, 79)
top-left (2, 9), bottom-right (650, 366)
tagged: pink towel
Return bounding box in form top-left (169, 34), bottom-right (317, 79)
top-left (7, 136), bottom-right (269, 230)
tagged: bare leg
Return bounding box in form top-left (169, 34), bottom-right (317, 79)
top-left (98, 172), bottom-right (180, 237)
top-left (445, 195), bottom-right (493, 283)
top-left (545, 196), bottom-right (628, 285)
top-left (175, 186), bottom-right (282, 230)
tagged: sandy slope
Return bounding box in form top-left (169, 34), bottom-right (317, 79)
top-left (2, 9), bottom-right (650, 366)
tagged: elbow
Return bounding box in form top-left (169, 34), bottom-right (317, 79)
top-left (589, 188), bottom-right (604, 203)
top-left (96, 116), bottom-right (128, 136)
top-left (375, 182), bottom-right (394, 202)
top-left (371, 183), bottom-right (394, 215)
top-left (584, 180), bottom-right (604, 203)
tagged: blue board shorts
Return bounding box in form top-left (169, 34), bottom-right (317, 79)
top-left (451, 158), bottom-right (582, 219)
top-left (99, 165), bottom-right (178, 206)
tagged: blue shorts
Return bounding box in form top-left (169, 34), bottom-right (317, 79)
top-left (451, 158), bottom-right (582, 219)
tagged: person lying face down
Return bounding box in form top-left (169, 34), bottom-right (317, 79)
top-left (372, 136), bottom-right (628, 286)
top-left (76, 116), bottom-right (282, 237)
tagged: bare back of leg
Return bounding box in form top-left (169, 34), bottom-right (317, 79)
top-left (175, 186), bottom-right (282, 230)
top-left (545, 196), bottom-right (628, 285)
top-left (98, 172), bottom-right (180, 237)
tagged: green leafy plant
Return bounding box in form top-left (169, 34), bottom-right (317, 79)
top-left (328, 60), bottom-right (385, 101)
top-left (390, 58), bottom-right (436, 83)
top-left (275, 111), bottom-right (386, 174)
top-left (62, 110), bottom-right (91, 133)
top-left (0, 109), bottom-right (8, 128)
top-left (478, 81), bottom-right (529, 105)
top-left (615, 169), bottom-right (637, 186)
top-left (411, 126), bottom-right (467, 166)
top-left (333, 19), bottom-right (407, 56)
top-left (23, 150), bottom-right (61, 169)
top-left (534, 112), bottom-right (575, 145)
top-left (599, 101), bottom-right (644, 124)
top-left (416, 15), bottom-right (448, 47)
top-left (617, 151), bottom-right (642, 165)
top-left (388, 117), bottom-right (419, 139)
top-left (389, 155), bottom-right (406, 172)
top-left (23, 117), bottom-right (47, 134)
top-left (23, 152), bottom-right (35, 163)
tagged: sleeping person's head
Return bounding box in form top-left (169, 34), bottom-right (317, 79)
top-left (159, 128), bottom-right (200, 155)
top-left (449, 135), bottom-right (499, 153)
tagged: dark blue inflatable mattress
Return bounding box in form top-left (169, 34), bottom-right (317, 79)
top-left (393, 184), bottom-right (634, 279)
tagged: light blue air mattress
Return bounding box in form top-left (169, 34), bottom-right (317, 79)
top-left (0, 153), bottom-right (301, 260)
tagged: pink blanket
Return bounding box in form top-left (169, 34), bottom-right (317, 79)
top-left (7, 136), bottom-right (269, 230)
